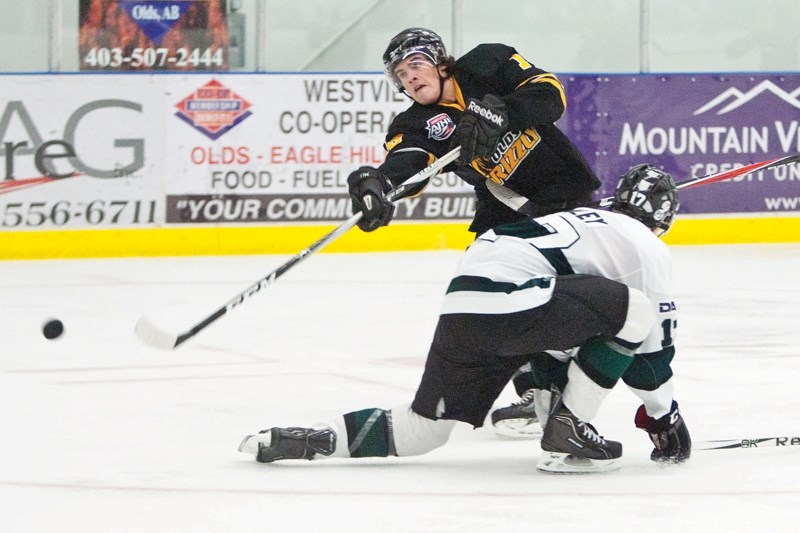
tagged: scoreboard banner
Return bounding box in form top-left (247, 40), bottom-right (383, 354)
top-left (0, 73), bottom-right (798, 233)
top-left (78, 0), bottom-right (229, 71)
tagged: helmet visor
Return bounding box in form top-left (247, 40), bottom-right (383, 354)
top-left (387, 52), bottom-right (437, 89)
top-left (385, 49), bottom-right (438, 90)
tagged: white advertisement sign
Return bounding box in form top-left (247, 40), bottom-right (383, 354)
top-left (0, 74), bottom-right (475, 231)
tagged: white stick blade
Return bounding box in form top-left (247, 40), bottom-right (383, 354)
top-left (134, 316), bottom-right (179, 350)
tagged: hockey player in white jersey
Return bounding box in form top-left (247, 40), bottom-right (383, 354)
top-left (491, 165), bottom-right (691, 465)
top-left (239, 164), bottom-right (690, 473)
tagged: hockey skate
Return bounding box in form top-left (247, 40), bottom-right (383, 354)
top-left (537, 391), bottom-right (622, 473)
top-left (238, 426), bottom-right (336, 463)
top-left (490, 389), bottom-right (542, 439)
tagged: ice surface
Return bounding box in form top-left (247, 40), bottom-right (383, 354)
top-left (1, 244), bottom-right (799, 532)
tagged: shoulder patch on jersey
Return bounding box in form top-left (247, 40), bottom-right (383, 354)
top-left (425, 113), bottom-right (456, 141)
top-left (385, 133), bottom-right (403, 151)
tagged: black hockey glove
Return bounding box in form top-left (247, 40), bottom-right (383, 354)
top-left (634, 400), bottom-right (692, 463)
top-left (347, 166), bottom-right (395, 232)
top-left (452, 94), bottom-right (509, 166)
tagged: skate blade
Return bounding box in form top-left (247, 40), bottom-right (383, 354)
top-left (493, 419), bottom-right (543, 440)
top-left (536, 451), bottom-right (621, 474)
top-left (238, 432), bottom-right (271, 455)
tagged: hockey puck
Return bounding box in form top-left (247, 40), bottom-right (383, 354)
top-left (43, 319), bottom-right (64, 340)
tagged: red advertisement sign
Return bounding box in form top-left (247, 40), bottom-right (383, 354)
top-left (78, 0), bottom-right (228, 71)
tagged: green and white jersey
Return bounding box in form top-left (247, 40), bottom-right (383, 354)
top-left (443, 207), bottom-right (676, 356)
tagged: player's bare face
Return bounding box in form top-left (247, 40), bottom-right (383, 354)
top-left (394, 54), bottom-right (442, 105)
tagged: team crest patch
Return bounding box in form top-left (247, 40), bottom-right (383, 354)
top-left (425, 113), bottom-right (456, 141)
top-left (175, 79), bottom-right (252, 140)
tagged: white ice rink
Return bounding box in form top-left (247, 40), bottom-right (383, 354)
top-left (1, 242), bottom-right (799, 532)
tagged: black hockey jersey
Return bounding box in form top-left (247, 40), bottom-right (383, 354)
top-left (379, 43), bottom-right (600, 234)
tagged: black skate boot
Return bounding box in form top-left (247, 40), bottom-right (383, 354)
top-left (238, 427), bottom-right (336, 463)
top-left (538, 391), bottom-right (622, 473)
top-left (490, 389), bottom-right (542, 439)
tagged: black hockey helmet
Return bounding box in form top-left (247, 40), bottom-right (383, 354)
top-left (383, 28), bottom-right (448, 91)
top-left (612, 164), bottom-right (680, 235)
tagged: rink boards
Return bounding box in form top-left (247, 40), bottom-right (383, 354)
top-left (1, 72), bottom-right (798, 259)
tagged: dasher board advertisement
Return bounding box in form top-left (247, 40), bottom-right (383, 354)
top-left (561, 74), bottom-right (800, 214)
top-left (0, 73), bottom-right (798, 234)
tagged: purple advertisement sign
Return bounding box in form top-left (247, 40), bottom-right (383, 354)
top-left (560, 74), bottom-right (800, 214)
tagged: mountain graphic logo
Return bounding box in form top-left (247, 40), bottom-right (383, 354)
top-left (693, 80), bottom-right (800, 116)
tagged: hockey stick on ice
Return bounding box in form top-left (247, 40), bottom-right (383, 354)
top-left (134, 147), bottom-right (461, 350)
top-left (696, 436), bottom-right (800, 451)
top-left (486, 153), bottom-right (800, 212)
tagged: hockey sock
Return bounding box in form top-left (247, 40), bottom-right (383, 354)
top-left (509, 354), bottom-right (569, 398)
top-left (622, 346), bottom-right (675, 391)
top-left (511, 362), bottom-right (536, 396)
top-left (530, 352), bottom-right (569, 392)
top-left (575, 336), bottom-right (635, 389)
top-left (561, 337), bottom-right (636, 421)
top-left (343, 408), bottom-right (395, 458)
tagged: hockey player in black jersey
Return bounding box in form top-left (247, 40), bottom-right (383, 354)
top-left (239, 164), bottom-right (691, 473)
top-left (348, 27), bottom-right (602, 438)
top-left (347, 27), bottom-right (600, 235)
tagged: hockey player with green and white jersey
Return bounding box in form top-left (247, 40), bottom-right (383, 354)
top-left (239, 164), bottom-right (691, 473)
top-left (491, 164), bottom-right (692, 465)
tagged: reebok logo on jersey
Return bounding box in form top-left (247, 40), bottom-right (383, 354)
top-left (467, 100), bottom-right (505, 127)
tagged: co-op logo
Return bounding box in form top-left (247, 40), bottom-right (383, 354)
top-left (693, 80), bottom-right (800, 115)
top-left (0, 99), bottom-right (143, 192)
top-left (175, 79), bottom-right (252, 140)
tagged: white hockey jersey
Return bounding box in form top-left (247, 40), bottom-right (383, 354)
top-left (443, 207), bottom-right (676, 356)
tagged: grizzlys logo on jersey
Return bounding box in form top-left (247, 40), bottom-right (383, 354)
top-left (175, 79), bottom-right (252, 140)
top-left (471, 128), bottom-right (541, 184)
top-left (425, 113), bottom-right (456, 141)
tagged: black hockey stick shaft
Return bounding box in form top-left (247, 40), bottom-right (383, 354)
top-left (135, 147), bottom-right (461, 350)
top-left (696, 436), bottom-right (800, 451)
top-left (596, 153), bottom-right (800, 207)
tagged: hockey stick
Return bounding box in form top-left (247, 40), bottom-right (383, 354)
top-left (597, 153), bottom-right (800, 207)
top-left (486, 153), bottom-right (800, 212)
top-left (134, 147), bottom-right (461, 350)
top-left (696, 436), bottom-right (800, 451)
